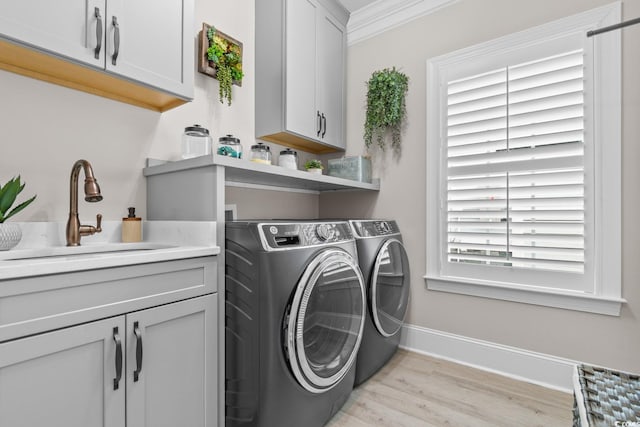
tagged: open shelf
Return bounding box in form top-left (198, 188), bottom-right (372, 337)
top-left (144, 155), bottom-right (380, 192)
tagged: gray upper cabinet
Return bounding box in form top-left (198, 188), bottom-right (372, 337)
top-left (256, 0), bottom-right (348, 154)
top-left (0, 0), bottom-right (194, 110)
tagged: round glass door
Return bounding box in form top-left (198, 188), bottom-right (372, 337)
top-left (371, 239), bottom-right (410, 337)
top-left (285, 249), bottom-right (365, 393)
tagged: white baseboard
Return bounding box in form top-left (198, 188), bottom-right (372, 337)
top-left (399, 324), bottom-right (576, 393)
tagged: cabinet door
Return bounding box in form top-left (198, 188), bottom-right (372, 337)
top-left (0, 0), bottom-right (105, 67)
top-left (317, 11), bottom-right (346, 149)
top-left (286, 0), bottom-right (319, 141)
top-left (0, 317), bottom-right (126, 427)
top-left (126, 294), bottom-right (217, 427)
top-left (106, 0), bottom-right (194, 98)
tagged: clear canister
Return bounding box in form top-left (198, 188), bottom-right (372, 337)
top-left (250, 143), bottom-right (272, 165)
top-left (278, 148), bottom-right (298, 170)
top-left (217, 134), bottom-right (242, 158)
top-left (181, 125), bottom-right (212, 159)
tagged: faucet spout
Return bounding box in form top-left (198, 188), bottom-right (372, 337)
top-left (66, 160), bottom-right (103, 246)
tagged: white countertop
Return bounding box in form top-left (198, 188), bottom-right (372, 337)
top-left (0, 221), bottom-right (220, 280)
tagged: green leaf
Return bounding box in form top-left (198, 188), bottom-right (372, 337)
top-left (4, 194), bottom-right (36, 221)
top-left (363, 67), bottom-right (408, 149)
top-left (0, 177), bottom-right (20, 216)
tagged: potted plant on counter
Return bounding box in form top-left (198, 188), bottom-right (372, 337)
top-left (0, 176), bottom-right (36, 250)
top-left (304, 159), bottom-right (324, 175)
top-left (364, 67), bottom-right (409, 150)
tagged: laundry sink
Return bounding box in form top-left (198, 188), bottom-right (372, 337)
top-left (0, 242), bottom-right (177, 261)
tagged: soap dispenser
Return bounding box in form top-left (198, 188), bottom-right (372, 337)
top-left (122, 207), bottom-right (142, 242)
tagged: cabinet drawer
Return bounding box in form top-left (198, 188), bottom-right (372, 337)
top-left (0, 256), bottom-right (217, 342)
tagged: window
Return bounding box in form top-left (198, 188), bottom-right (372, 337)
top-left (426, 4), bottom-right (622, 315)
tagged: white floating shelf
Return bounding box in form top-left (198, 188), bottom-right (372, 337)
top-left (144, 155), bottom-right (380, 192)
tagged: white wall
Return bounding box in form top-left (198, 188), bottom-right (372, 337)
top-left (321, 0), bottom-right (640, 372)
top-left (0, 0), bottom-right (258, 222)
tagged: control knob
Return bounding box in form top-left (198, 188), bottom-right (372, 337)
top-left (315, 223), bottom-right (336, 242)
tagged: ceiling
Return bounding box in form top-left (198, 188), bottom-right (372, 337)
top-left (337, 0), bottom-right (377, 13)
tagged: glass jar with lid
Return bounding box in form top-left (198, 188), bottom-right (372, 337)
top-left (250, 143), bottom-right (272, 165)
top-left (181, 125), bottom-right (212, 159)
top-left (278, 148), bottom-right (298, 170)
top-left (217, 134), bottom-right (242, 158)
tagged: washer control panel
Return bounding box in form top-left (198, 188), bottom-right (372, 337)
top-left (350, 220), bottom-right (400, 238)
top-left (259, 222), bottom-right (353, 250)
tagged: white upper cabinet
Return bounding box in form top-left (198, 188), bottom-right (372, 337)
top-left (0, 0), bottom-right (193, 109)
top-left (256, 0), bottom-right (348, 154)
top-left (106, 0), bottom-right (192, 97)
top-left (285, 0), bottom-right (319, 141)
top-left (317, 11), bottom-right (345, 148)
top-left (0, 0), bottom-right (103, 67)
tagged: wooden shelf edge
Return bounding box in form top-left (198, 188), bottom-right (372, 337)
top-left (0, 39), bottom-right (190, 112)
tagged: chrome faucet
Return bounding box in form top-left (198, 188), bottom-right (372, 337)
top-left (66, 159), bottom-right (103, 246)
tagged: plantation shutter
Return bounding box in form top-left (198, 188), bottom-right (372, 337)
top-left (445, 50), bottom-right (585, 274)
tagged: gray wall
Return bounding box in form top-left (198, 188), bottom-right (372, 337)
top-left (321, 0), bottom-right (640, 372)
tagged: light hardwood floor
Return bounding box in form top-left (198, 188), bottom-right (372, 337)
top-left (327, 349), bottom-right (573, 427)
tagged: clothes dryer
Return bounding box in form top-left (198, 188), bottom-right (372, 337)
top-left (350, 220), bottom-right (410, 386)
top-left (225, 221), bottom-right (366, 427)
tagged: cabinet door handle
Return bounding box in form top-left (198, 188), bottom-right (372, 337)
top-left (94, 7), bottom-right (103, 60)
top-left (317, 111), bottom-right (322, 137)
top-left (111, 16), bottom-right (120, 66)
top-left (113, 327), bottom-right (122, 390)
top-left (133, 321), bottom-right (143, 381)
top-left (321, 113), bottom-right (327, 138)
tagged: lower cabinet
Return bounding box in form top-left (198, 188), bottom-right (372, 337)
top-left (0, 294), bottom-right (217, 427)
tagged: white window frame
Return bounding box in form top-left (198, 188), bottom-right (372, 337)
top-left (425, 3), bottom-right (623, 316)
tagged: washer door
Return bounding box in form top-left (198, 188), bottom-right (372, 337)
top-left (371, 239), bottom-right (410, 337)
top-left (285, 249), bottom-right (365, 394)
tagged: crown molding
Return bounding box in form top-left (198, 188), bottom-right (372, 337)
top-left (347, 0), bottom-right (459, 45)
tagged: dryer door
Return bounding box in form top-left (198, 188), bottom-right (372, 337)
top-left (371, 239), bottom-right (410, 337)
top-left (285, 249), bottom-right (365, 394)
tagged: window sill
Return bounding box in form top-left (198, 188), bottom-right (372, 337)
top-left (424, 275), bottom-right (625, 316)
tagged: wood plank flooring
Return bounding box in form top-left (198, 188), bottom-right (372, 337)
top-left (327, 349), bottom-right (573, 427)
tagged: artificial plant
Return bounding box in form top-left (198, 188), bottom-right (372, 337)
top-left (364, 67), bottom-right (409, 150)
top-left (0, 176), bottom-right (36, 223)
top-left (207, 26), bottom-right (244, 106)
top-left (304, 159), bottom-right (324, 170)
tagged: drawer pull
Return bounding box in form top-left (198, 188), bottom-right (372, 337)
top-left (94, 8), bottom-right (103, 60)
top-left (321, 113), bottom-right (326, 138)
top-left (133, 321), bottom-right (143, 381)
top-left (113, 327), bottom-right (122, 390)
top-left (112, 16), bottom-right (120, 66)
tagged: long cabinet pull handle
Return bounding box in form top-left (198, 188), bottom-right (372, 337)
top-left (94, 7), bottom-right (102, 60)
top-left (113, 327), bottom-right (122, 390)
top-left (321, 113), bottom-right (327, 138)
top-left (111, 16), bottom-right (120, 66)
top-left (317, 111), bottom-right (322, 137)
top-left (133, 321), bottom-right (143, 381)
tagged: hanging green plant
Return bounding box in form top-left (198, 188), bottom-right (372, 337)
top-left (364, 67), bottom-right (409, 150)
top-left (203, 25), bottom-right (244, 106)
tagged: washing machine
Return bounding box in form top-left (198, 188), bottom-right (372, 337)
top-left (225, 221), bottom-right (366, 427)
top-left (349, 219), bottom-right (410, 386)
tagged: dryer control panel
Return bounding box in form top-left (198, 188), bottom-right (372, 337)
top-left (350, 220), bottom-right (400, 238)
top-left (259, 222), bottom-right (354, 250)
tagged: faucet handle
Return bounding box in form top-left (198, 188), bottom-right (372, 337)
top-left (96, 214), bottom-right (102, 233)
